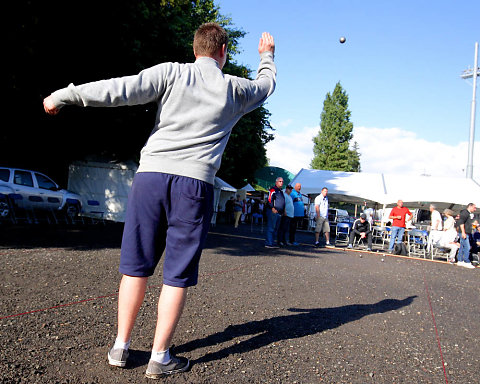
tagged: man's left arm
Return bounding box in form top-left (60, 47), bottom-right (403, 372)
top-left (235, 33), bottom-right (276, 114)
top-left (406, 208), bottom-right (413, 220)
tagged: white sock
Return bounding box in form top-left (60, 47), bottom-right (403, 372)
top-left (113, 337), bottom-right (131, 350)
top-left (151, 349), bottom-right (171, 364)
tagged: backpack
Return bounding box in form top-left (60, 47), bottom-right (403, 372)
top-left (393, 242), bottom-right (408, 256)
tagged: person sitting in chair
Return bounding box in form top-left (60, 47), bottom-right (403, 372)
top-left (347, 213), bottom-right (373, 251)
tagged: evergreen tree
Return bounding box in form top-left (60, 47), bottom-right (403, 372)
top-left (348, 141), bottom-right (361, 172)
top-left (311, 82), bottom-right (361, 172)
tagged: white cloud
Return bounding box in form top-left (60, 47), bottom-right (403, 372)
top-left (352, 126), bottom-right (479, 179)
top-left (266, 125), bottom-right (480, 181)
top-left (266, 125), bottom-right (318, 174)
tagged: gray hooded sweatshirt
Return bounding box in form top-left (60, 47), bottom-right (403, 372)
top-left (51, 51), bottom-right (276, 184)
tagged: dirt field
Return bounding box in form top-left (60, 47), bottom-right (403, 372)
top-left (0, 222), bottom-right (478, 383)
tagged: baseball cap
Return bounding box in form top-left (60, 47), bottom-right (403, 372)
top-left (360, 213), bottom-right (367, 220)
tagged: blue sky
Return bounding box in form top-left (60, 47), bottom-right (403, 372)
top-left (217, 0), bottom-right (479, 179)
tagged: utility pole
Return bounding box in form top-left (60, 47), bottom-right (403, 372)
top-left (461, 42), bottom-right (479, 179)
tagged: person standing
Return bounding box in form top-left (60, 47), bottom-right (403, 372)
top-left (457, 203), bottom-right (477, 269)
top-left (472, 220), bottom-right (480, 264)
top-left (429, 204), bottom-right (442, 231)
top-left (225, 196), bottom-right (234, 224)
top-left (388, 200), bottom-right (412, 253)
top-left (428, 204), bottom-right (443, 252)
top-left (265, 177), bottom-right (285, 248)
top-left (278, 184), bottom-right (294, 246)
top-left (233, 195), bottom-right (243, 228)
top-left (289, 183), bottom-right (304, 245)
top-left (44, 23), bottom-right (276, 378)
top-left (314, 187), bottom-right (330, 247)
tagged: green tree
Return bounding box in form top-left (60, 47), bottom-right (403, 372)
top-left (348, 141), bottom-right (361, 172)
top-left (4, 0), bottom-right (274, 186)
top-left (218, 63), bottom-right (274, 186)
top-left (311, 82), bottom-right (361, 172)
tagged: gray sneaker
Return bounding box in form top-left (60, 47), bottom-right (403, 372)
top-left (145, 354), bottom-right (190, 379)
top-left (108, 347), bottom-right (129, 368)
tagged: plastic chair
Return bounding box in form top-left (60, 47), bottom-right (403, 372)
top-left (335, 222), bottom-right (350, 246)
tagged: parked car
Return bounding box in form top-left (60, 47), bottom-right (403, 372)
top-left (0, 167), bottom-right (83, 221)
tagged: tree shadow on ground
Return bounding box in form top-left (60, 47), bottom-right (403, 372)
top-left (176, 296), bottom-right (417, 365)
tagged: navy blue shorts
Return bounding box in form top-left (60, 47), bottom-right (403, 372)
top-left (119, 172), bottom-right (214, 287)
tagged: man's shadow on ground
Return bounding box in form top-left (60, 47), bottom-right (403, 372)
top-left (174, 296), bottom-right (417, 365)
top-left (127, 296), bottom-right (416, 368)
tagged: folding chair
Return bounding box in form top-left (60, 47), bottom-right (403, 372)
top-left (354, 235), bottom-right (367, 248)
top-left (408, 229), bottom-right (429, 258)
top-left (335, 222), bottom-right (350, 246)
top-left (372, 226), bottom-right (386, 247)
top-left (382, 227), bottom-right (392, 250)
top-left (431, 244), bottom-right (451, 261)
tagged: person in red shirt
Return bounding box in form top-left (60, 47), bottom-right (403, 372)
top-left (388, 200), bottom-right (412, 252)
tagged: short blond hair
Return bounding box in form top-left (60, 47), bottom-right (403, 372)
top-left (193, 23), bottom-right (228, 57)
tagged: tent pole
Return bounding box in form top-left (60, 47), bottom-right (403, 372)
top-left (381, 204), bottom-right (386, 226)
top-left (354, 204), bottom-right (357, 217)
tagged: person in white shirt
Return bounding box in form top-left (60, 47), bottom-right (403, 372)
top-left (314, 187), bottom-right (330, 246)
top-left (428, 204), bottom-right (443, 249)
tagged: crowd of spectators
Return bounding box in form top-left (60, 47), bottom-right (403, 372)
top-left (223, 182), bottom-right (479, 268)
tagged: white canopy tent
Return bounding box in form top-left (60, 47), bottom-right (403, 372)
top-left (290, 169), bottom-right (388, 206)
top-left (240, 183), bottom-right (256, 192)
top-left (213, 177), bottom-right (237, 225)
top-left (290, 168), bottom-right (480, 211)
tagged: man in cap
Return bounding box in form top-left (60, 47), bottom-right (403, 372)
top-left (347, 213), bottom-right (373, 251)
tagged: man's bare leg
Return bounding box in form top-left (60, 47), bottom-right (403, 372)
top-left (117, 275), bottom-right (148, 343)
top-left (325, 231), bottom-right (330, 244)
top-left (152, 284), bottom-right (187, 352)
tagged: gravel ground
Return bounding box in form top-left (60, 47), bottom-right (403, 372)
top-left (0, 222), bottom-right (478, 383)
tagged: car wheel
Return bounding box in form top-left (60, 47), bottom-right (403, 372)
top-left (65, 202), bottom-right (80, 218)
top-left (0, 197), bottom-right (10, 218)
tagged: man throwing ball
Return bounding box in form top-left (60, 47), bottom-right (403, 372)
top-left (44, 23), bottom-right (276, 379)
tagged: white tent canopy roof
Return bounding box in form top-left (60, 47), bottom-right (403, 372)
top-left (240, 183), bottom-right (256, 192)
top-left (290, 168), bottom-right (480, 210)
top-left (215, 177), bottom-right (237, 192)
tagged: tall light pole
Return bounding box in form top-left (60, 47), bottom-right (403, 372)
top-left (461, 42), bottom-right (479, 179)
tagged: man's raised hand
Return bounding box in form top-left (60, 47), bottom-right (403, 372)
top-left (258, 32), bottom-right (275, 55)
